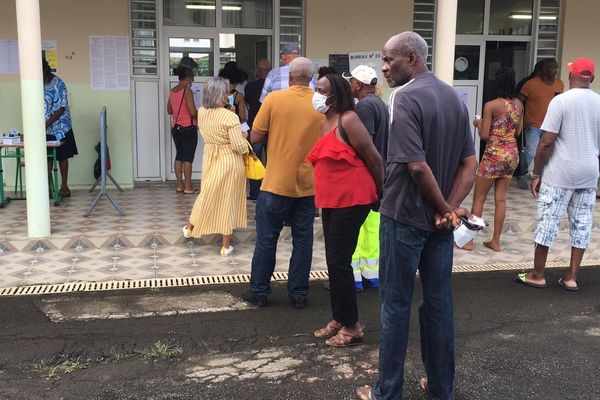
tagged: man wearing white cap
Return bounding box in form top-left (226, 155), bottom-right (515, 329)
top-left (260, 43), bottom-right (316, 102)
top-left (343, 65), bottom-right (390, 291)
top-left (518, 58), bottom-right (600, 292)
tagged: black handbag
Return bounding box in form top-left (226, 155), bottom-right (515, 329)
top-left (515, 129), bottom-right (528, 177)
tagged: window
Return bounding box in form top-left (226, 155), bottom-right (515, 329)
top-left (130, 0), bottom-right (158, 75)
top-left (163, 0), bottom-right (216, 27)
top-left (489, 0), bottom-right (534, 36)
top-left (412, 0), bottom-right (435, 68)
top-left (456, 0), bottom-right (484, 35)
top-left (279, 0), bottom-right (303, 52)
top-left (536, 0), bottom-right (560, 61)
top-left (222, 0), bottom-right (272, 29)
top-left (169, 38), bottom-right (215, 77)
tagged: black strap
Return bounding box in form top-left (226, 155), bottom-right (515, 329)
top-left (174, 87), bottom-right (186, 126)
top-left (337, 113), bottom-right (352, 148)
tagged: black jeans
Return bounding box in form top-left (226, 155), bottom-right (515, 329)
top-left (322, 204), bottom-right (372, 327)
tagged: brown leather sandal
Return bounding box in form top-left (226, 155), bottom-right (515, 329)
top-left (314, 320), bottom-right (342, 339)
top-left (325, 327), bottom-right (364, 348)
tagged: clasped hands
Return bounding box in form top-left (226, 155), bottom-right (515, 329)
top-left (434, 207), bottom-right (471, 231)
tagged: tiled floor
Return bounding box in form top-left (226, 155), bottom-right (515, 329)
top-left (1, 180), bottom-right (599, 289)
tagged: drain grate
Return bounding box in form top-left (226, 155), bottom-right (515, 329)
top-left (0, 270), bottom-right (329, 297)
top-left (0, 259), bottom-right (597, 297)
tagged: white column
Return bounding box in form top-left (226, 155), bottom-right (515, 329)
top-left (16, 0), bottom-right (51, 238)
top-left (433, 0), bottom-right (458, 85)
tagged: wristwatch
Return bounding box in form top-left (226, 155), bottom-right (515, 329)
top-left (529, 172), bottom-right (541, 180)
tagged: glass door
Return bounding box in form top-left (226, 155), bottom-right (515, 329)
top-left (163, 31), bottom-right (218, 180)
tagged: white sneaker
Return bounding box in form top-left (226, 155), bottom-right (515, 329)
top-left (220, 246), bottom-right (234, 257)
top-left (182, 225), bottom-right (192, 238)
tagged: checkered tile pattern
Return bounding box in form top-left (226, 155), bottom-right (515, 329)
top-left (0, 181), bottom-right (598, 288)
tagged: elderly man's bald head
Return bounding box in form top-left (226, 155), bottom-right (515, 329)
top-left (289, 57), bottom-right (314, 86)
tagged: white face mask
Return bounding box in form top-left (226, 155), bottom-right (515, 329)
top-left (312, 92), bottom-right (330, 114)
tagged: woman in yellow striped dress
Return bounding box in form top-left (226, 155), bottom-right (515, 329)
top-left (183, 77), bottom-right (249, 256)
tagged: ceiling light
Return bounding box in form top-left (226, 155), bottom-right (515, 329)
top-left (509, 14), bottom-right (557, 20)
top-left (509, 14), bottom-right (532, 20)
top-left (186, 4), bottom-right (215, 9)
top-left (186, 4), bottom-right (242, 11)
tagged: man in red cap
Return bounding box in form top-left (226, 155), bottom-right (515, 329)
top-left (517, 58), bottom-right (600, 292)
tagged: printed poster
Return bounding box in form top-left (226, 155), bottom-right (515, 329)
top-left (348, 51), bottom-right (384, 86)
top-left (0, 40), bottom-right (58, 74)
top-left (89, 36), bottom-right (130, 90)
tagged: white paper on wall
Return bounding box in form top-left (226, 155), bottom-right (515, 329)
top-left (0, 40), bottom-right (57, 74)
top-left (89, 36), bottom-right (130, 90)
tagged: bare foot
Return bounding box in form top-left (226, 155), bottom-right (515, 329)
top-left (524, 271), bottom-right (546, 287)
top-left (483, 241), bottom-right (501, 252)
top-left (457, 239), bottom-right (474, 251)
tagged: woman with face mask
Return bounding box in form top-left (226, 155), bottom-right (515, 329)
top-left (306, 74), bottom-right (384, 347)
top-left (167, 57), bottom-right (199, 194)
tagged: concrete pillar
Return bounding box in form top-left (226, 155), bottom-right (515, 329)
top-left (15, 0), bottom-right (51, 237)
top-left (433, 0), bottom-right (458, 85)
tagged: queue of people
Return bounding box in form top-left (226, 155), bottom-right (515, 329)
top-left (159, 33), bottom-right (600, 400)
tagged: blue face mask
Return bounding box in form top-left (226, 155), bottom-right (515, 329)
top-left (228, 95), bottom-right (235, 106)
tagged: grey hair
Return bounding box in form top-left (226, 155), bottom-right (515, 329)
top-left (289, 57), bottom-right (313, 81)
top-left (394, 31), bottom-right (429, 63)
top-left (202, 77), bottom-right (229, 109)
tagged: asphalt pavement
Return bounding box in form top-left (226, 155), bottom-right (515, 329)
top-left (1, 266), bottom-right (600, 400)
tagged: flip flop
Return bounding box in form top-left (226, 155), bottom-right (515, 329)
top-left (558, 277), bottom-right (579, 292)
top-left (176, 188), bottom-right (184, 193)
top-left (356, 385), bottom-right (376, 400)
top-left (516, 272), bottom-right (547, 288)
top-left (183, 189), bottom-right (199, 194)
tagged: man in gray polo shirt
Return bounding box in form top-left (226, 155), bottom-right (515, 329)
top-left (517, 58), bottom-right (600, 292)
top-left (357, 32), bottom-right (477, 400)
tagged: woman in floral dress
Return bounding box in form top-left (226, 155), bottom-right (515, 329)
top-left (461, 67), bottom-right (523, 251)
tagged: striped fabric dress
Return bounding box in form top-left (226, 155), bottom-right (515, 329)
top-left (189, 107), bottom-right (249, 237)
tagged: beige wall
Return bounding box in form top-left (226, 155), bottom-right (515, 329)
top-left (560, 0), bottom-right (600, 91)
top-left (305, 0), bottom-right (414, 58)
top-left (0, 0), bottom-right (133, 187)
top-left (0, 0), bottom-right (129, 83)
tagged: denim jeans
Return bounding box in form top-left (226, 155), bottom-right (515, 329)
top-left (248, 143), bottom-right (265, 200)
top-left (249, 190), bottom-right (314, 298)
top-left (525, 127), bottom-right (543, 173)
top-left (374, 216), bottom-right (455, 400)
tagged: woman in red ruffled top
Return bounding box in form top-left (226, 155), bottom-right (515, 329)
top-left (307, 73), bottom-right (384, 347)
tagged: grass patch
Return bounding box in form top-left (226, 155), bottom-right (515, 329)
top-left (138, 339), bottom-right (183, 360)
top-left (31, 356), bottom-right (89, 377)
top-left (97, 349), bottom-right (135, 364)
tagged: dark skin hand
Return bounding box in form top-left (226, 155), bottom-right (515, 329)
top-left (408, 156), bottom-right (477, 230)
top-left (46, 108), bottom-right (65, 129)
top-left (530, 131), bottom-right (557, 198)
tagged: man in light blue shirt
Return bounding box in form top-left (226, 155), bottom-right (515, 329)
top-left (259, 43), bottom-right (316, 103)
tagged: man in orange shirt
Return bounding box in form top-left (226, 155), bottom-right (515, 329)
top-left (242, 57), bottom-right (323, 309)
top-left (518, 58), bottom-right (564, 175)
